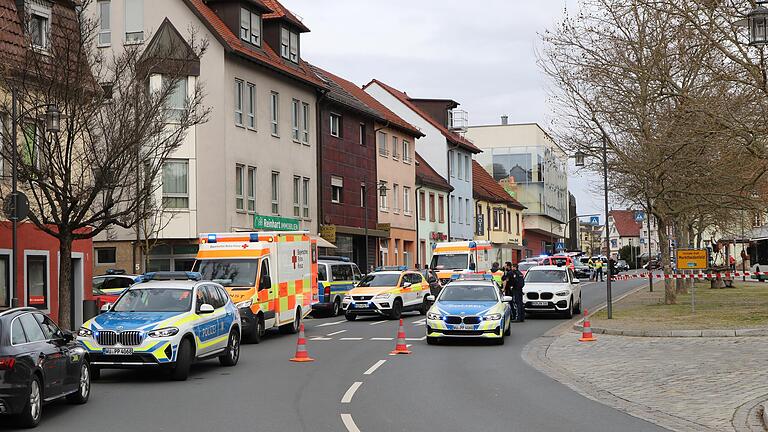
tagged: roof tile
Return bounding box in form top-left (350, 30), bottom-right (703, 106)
top-left (472, 161), bottom-right (525, 209)
top-left (416, 153), bottom-right (452, 192)
top-left (609, 210), bottom-right (642, 237)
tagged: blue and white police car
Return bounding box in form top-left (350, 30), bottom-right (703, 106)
top-left (425, 274), bottom-right (512, 345)
top-left (77, 272), bottom-right (241, 381)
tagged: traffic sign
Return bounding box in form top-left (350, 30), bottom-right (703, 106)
top-left (634, 211), bottom-right (645, 222)
top-left (555, 242), bottom-right (565, 251)
top-left (675, 249), bottom-right (707, 270)
top-left (590, 216), bottom-right (600, 226)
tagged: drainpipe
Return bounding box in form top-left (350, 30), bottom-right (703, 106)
top-left (415, 184), bottom-right (423, 267)
top-left (446, 142), bottom-right (459, 240)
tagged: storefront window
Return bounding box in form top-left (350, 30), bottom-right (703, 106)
top-left (26, 255), bottom-right (48, 310)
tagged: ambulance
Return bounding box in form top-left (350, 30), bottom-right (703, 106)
top-left (193, 232), bottom-right (318, 343)
top-left (430, 241), bottom-right (492, 285)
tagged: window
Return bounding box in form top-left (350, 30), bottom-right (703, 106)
top-left (331, 264), bottom-right (352, 282)
top-left (449, 151), bottom-right (455, 177)
top-left (302, 177), bottom-right (310, 218)
top-left (429, 193), bottom-right (436, 222)
top-left (98, 1), bottom-right (111, 46)
top-left (270, 92), bottom-right (279, 136)
top-left (392, 184), bottom-right (399, 213)
top-left (379, 181), bottom-right (388, 210)
top-left (377, 131), bottom-right (387, 156)
top-left (235, 164), bottom-right (244, 211)
top-left (247, 167), bottom-right (256, 213)
top-left (465, 156), bottom-right (470, 182)
top-left (331, 176), bottom-right (343, 204)
top-left (19, 314), bottom-right (46, 342)
top-left (458, 198), bottom-right (464, 224)
top-left (451, 196), bottom-right (456, 222)
top-left (26, 255), bottom-right (48, 310)
top-left (301, 103), bottom-right (310, 144)
top-left (359, 123), bottom-right (366, 145)
top-left (280, 27), bottom-right (299, 62)
top-left (466, 199), bottom-right (470, 225)
top-left (457, 154), bottom-right (463, 180)
top-left (438, 195), bottom-right (445, 223)
top-left (0, 255), bottom-right (9, 308)
top-left (419, 191), bottom-right (426, 220)
top-left (34, 314), bottom-right (59, 340)
top-left (493, 208), bottom-right (501, 230)
top-left (11, 317), bottom-right (26, 344)
top-left (516, 213), bottom-right (520, 235)
top-left (404, 186), bottom-right (411, 215)
top-left (291, 99), bottom-right (301, 141)
top-left (391, 136), bottom-right (399, 159)
top-left (293, 175), bottom-right (301, 217)
top-left (402, 140), bottom-right (411, 163)
top-left (162, 160), bottom-right (189, 209)
top-left (234, 79), bottom-right (244, 126)
top-left (21, 123), bottom-right (38, 168)
top-left (247, 83), bottom-right (256, 129)
top-left (30, 13), bottom-right (49, 50)
top-left (330, 113), bottom-right (341, 138)
top-left (124, 0), bottom-right (143, 43)
top-left (165, 76), bottom-right (187, 122)
top-left (360, 185), bottom-right (365, 208)
top-left (239, 7), bottom-right (261, 46)
top-left (96, 247), bottom-right (117, 265)
top-left (271, 172), bottom-right (280, 214)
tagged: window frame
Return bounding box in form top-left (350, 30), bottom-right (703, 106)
top-left (293, 175), bottom-right (301, 217)
top-left (291, 99), bottom-right (300, 141)
top-left (438, 195), bottom-right (445, 223)
top-left (24, 251), bottom-right (50, 312)
top-left (95, 247), bottom-right (117, 265)
top-left (280, 27), bottom-right (299, 62)
top-left (239, 7), bottom-right (262, 47)
top-left (247, 166), bottom-right (256, 213)
top-left (359, 123), bottom-right (366, 146)
top-left (234, 79), bottom-right (244, 127)
top-left (330, 113), bottom-right (341, 138)
top-left (162, 159), bottom-right (189, 210)
top-left (379, 181), bottom-right (388, 211)
top-left (429, 193), bottom-right (436, 222)
top-left (449, 151), bottom-right (455, 178)
top-left (377, 131), bottom-right (388, 156)
top-left (30, 12), bottom-right (49, 51)
top-left (270, 91), bottom-right (279, 137)
top-left (246, 82), bottom-right (256, 130)
top-left (392, 183), bottom-right (400, 213)
top-left (301, 102), bottom-right (310, 144)
top-left (331, 176), bottom-right (343, 204)
top-left (124, 0), bottom-right (144, 44)
top-left (235, 164), bottom-right (245, 211)
top-left (271, 171), bottom-right (280, 215)
top-left (403, 186), bottom-right (411, 215)
top-left (391, 135), bottom-right (399, 160)
top-left (97, 0), bottom-right (111, 47)
top-left (419, 191), bottom-right (426, 221)
top-left (302, 177), bottom-right (310, 219)
top-left (402, 140), bottom-right (411, 163)
top-left (0, 252), bottom-right (12, 309)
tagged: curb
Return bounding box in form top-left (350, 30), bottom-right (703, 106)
top-left (732, 394), bottom-right (768, 431)
top-left (763, 403), bottom-right (768, 431)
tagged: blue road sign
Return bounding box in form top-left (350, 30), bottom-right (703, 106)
top-left (590, 216), bottom-right (600, 226)
top-left (635, 211), bottom-right (645, 222)
top-left (555, 242), bottom-right (565, 251)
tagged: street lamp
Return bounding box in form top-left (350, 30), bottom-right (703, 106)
top-left (573, 136), bottom-right (613, 318)
top-left (376, 181), bottom-right (389, 268)
top-left (748, 2), bottom-right (768, 46)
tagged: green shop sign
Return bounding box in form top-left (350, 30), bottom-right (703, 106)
top-left (253, 214), bottom-right (300, 231)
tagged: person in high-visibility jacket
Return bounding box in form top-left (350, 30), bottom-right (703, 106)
top-left (490, 262), bottom-right (503, 287)
top-left (587, 258), bottom-right (595, 281)
top-left (594, 259), bottom-right (604, 282)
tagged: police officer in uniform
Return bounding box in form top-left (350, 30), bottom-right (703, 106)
top-left (502, 262), bottom-right (526, 322)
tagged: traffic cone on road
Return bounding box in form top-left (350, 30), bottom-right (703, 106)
top-left (579, 309), bottom-right (597, 342)
top-left (390, 319), bottom-right (412, 355)
top-left (290, 323), bottom-right (315, 362)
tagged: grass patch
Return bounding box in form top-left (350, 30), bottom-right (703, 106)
top-left (591, 282), bottom-right (768, 330)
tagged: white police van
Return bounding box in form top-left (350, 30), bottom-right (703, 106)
top-left (77, 272), bottom-right (241, 381)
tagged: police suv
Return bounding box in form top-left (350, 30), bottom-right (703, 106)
top-left (77, 272), bottom-right (241, 381)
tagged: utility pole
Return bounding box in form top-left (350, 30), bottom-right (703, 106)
top-left (647, 196), bottom-right (653, 292)
top-left (602, 136), bottom-right (613, 319)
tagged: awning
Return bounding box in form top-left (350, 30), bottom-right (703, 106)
top-left (312, 235), bottom-right (336, 249)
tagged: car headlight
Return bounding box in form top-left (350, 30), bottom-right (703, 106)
top-left (147, 327), bottom-right (179, 338)
top-left (484, 313), bottom-right (502, 321)
top-left (77, 327), bottom-right (93, 338)
top-left (555, 290), bottom-right (570, 297)
top-left (235, 299), bottom-right (253, 309)
top-left (343, 295), bottom-right (352, 301)
top-left (427, 312), bottom-right (441, 320)
top-left (374, 293), bottom-right (391, 299)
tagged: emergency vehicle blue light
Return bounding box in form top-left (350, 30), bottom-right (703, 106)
top-left (207, 234), bottom-right (217, 243)
top-left (138, 271), bottom-right (202, 282)
top-left (455, 274), bottom-right (493, 281)
top-left (469, 241), bottom-right (477, 249)
top-left (249, 233), bottom-right (259, 242)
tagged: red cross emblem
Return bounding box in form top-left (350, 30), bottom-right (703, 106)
top-left (242, 243), bottom-right (248, 249)
top-left (291, 250), bottom-right (298, 269)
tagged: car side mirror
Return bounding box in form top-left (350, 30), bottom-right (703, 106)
top-left (62, 331), bottom-right (74, 342)
top-left (426, 295), bottom-right (435, 302)
top-left (573, 278), bottom-right (581, 284)
top-left (198, 303), bottom-right (215, 314)
top-left (402, 282), bottom-right (412, 288)
top-left (100, 303), bottom-right (112, 313)
top-left (502, 295), bottom-right (513, 303)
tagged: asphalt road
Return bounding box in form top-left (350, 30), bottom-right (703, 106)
top-left (3, 277), bottom-right (668, 432)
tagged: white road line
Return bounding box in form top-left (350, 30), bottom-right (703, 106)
top-left (341, 382), bottom-right (363, 403)
top-left (370, 337), bottom-right (393, 341)
top-left (340, 414), bottom-right (361, 432)
top-left (340, 337), bottom-right (364, 341)
top-left (316, 320), bottom-right (346, 327)
top-left (413, 321), bottom-right (426, 326)
top-left (363, 359), bottom-right (387, 375)
top-left (413, 318), bottom-right (426, 325)
top-left (405, 337), bottom-right (426, 341)
top-left (369, 320), bottom-right (387, 325)
top-left (406, 344), bottom-right (412, 348)
top-left (310, 337), bottom-right (331, 341)
top-left (327, 330), bottom-right (347, 336)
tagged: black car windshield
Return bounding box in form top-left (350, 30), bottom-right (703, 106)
top-left (113, 289), bottom-right (192, 312)
top-left (518, 262), bottom-right (536, 272)
top-left (358, 273), bottom-right (400, 287)
top-left (526, 270), bottom-right (569, 283)
top-left (430, 254), bottom-right (468, 270)
top-left (193, 259), bottom-right (259, 289)
top-left (439, 285), bottom-right (498, 302)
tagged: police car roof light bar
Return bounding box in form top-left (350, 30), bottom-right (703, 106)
top-left (138, 271), bottom-right (203, 283)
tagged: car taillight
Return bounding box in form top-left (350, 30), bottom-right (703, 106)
top-left (324, 285), bottom-right (331, 298)
top-left (0, 357), bottom-right (15, 370)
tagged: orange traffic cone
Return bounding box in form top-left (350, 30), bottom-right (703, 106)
top-left (290, 323), bottom-right (315, 362)
top-left (390, 319), bottom-right (412, 355)
top-left (579, 309), bottom-right (597, 342)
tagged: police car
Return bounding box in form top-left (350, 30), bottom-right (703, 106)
top-left (425, 274), bottom-right (512, 345)
top-left (342, 267), bottom-right (431, 320)
top-left (77, 272), bottom-right (241, 381)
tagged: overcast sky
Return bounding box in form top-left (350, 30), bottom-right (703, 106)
top-left (280, 0), bottom-right (604, 221)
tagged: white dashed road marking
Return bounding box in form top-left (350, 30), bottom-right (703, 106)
top-left (341, 414), bottom-right (361, 432)
top-left (340, 337), bottom-right (364, 341)
top-left (369, 320), bottom-right (387, 325)
top-left (363, 360), bottom-right (386, 375)
top-left (316, 320), bottom-right (347, 327)
top-left (327, 330), bottom-right (347, 336)
top-left (341, 382), bottom-right (363, 403)
top-left (310, 337), bottom-right (331, 341)
top-left (413, 319), bottom-right (426, 325)
top-left (405, 337), bottom-right (426, 341)
top-left (370, 337), bottom-right (393, 341)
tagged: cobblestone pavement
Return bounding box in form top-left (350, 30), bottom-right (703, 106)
top-left (541, 333), bottom-right (768, 431)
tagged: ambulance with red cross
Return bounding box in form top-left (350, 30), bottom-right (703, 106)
top-left (193, 232), bottom-right (318, 343)
top-left (429, 241), bottom-right (493, 285)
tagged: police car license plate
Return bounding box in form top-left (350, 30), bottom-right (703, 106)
top-left (353, 303), bottom-right (368, 309)
top-left (455, 324), bottom-right (473, 330)
top-left (103, 348), bottom-right (133, 355)
top-left (532, 301), bottom-right (548, 306)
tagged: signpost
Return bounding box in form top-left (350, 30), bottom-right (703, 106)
top-left (555, 242), bottom-right (565, 252)
top-left (253, 215), bottom-right (300, 231)
top-left (675, 248), bottom-right (707, 270)
top-left (590, 216), bottom-right (600, 226)
top-left (634, 211), bottom-right (645, 222)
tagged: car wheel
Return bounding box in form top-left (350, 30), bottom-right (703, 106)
top-left (219, 330), bottom-right (241, 367)
top-left (345, 312), bottom-right (357, 321)
top-left (426, 336), bottom-right (439, 345)
top-left (389, 299), bottom-right (403, 320)
top-left (247, 316), bottom-right (265, 344)
top-left (563, 297), bottom-right (574, 319)
top-left (504, 319), bottom-right (511, 336)
top-left (280, 308), bottom-right (301, 334)
top-left (332, 298), bottom-right (342, 317)
top-left (170, 338), bottom-right (193, 381)
top-left (573, 293), bottom-right (582, 314)
top-left (494, 335), bottom-right (505, 345)
top-left (419, 296), bottom-right (429, 315)
top-left (18, 375), bottom-right (42, 428)
top-left (67, 361), bottom-right (91, 404)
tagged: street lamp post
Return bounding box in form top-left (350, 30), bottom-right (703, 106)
top-left (574, 135), bottom-right (613, 318)
top-left (377, 181), bottom-right (389, 269)
top-left (748, 2), bottom-right (768, 46)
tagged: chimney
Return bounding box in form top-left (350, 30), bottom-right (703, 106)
top-left (501, 115), bottom-right (508, 125)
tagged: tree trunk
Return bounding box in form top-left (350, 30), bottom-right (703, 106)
top-left (657, 215), bottom-right (676, 304)
top-left (58, 233), bottom-right (74, 330)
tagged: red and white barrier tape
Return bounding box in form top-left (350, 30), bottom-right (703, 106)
top-left (611, 272), bottom-right (765, 281)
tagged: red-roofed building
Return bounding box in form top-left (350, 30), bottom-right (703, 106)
top-left (363, 79), bottom-right (481, 244)
top-left (608, 210), bottom-right (642, 258)
top-left (87, 0), bottom-right (327, 273)
top-left (472, 161), bottom-right (526, 264)
top-left (415, 153), bottom-right (453, 265)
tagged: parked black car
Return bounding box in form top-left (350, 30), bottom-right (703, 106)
top-left (0, 308), bottom-right (91, 428)
top-left (573, 261), bottom-right (591, 279)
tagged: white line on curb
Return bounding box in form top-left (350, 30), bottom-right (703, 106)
top-left (327, 330), bottom-right (347, 336)
top-left (340, 337), bottom-right (363, 341)
top-left (363, 360), bottom-right (386, 375)
top-left (317, 320), bottom-right (346, 327)
top-left (369, 320), bottom-right (387, 325)
top-left (341, 382), bottom-right (363, 403)
top-left (341, 414), bottom-right (361, 432)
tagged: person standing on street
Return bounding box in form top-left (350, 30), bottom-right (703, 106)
top-left (595, 259), bottom-right (604, 282)
top-left (501, 261), bottom-right (514, 297)
top-left (587, 258), bottom-right (595, 281)
top-left (510, 263), bottom-right (525, 322)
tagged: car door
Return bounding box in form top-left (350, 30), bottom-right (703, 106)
top-left (193, 286), bottom-right (219, 357)
top-left (402, 273), bottom-right (418, 306)
top-left (16, 313), bottom-right (65, 398)
top-left (34, 314), bottom-right (79, 394)
top-left (209, 285), bottom-right (232, 352)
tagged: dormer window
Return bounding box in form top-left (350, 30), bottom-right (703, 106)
top-left (280, 27), bottom-right (299, 62)
top-left (240, 7), bottom-right (261, 46)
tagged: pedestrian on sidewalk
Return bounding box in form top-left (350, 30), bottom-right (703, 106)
top-left (729, 255), bottom-right (736, 271)
top-left (595, 259), bottom-right (604, 282)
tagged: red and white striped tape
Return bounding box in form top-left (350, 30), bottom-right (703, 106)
top-left (611, 272), bottom-right (765, 281)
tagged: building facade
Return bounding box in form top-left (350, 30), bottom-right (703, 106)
top-left (466, 121), bottom-right (568, 258)
top-left (363, 80), bottom-right (482, 242)
top-left (88, 0), bottom-right (325, 274)
top-left (580, 222), bottom-right (603, 257)
top-left (608, 210), bottom-right (642, 259)
top-left (472, 161), bottom-right (526, 264)
top-left (415, 154), bottom-right (453, 267)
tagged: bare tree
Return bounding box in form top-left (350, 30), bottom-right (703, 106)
top-left (0, 1), bottom-right (209, 328)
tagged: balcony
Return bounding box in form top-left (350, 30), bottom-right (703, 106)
top-left (448, 109), bottom-right (468, 132)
